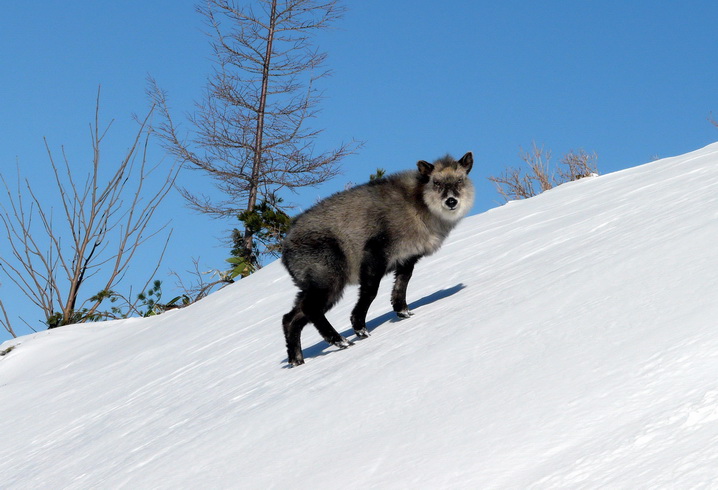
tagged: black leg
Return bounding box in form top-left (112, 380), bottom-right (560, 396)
top-left (302, 288), bottom-right (352, 348)
top-left (391, 256), bottom-right (419, 318)
top-left (351, 275), bottom-right (382, 338)
top-left (284, 287), bottom-right (352, 367)
top-left (351, 242), bottom-right (388, 337)
top-left (283, 301), bottom-right (308, 366)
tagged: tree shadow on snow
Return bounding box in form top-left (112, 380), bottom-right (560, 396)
top-left (290, 283), bottom-right (466, 366)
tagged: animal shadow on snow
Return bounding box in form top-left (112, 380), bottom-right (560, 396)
top-left (295, 283), bottom-right (466, 364)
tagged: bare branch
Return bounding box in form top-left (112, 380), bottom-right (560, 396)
top-left (0, 298), bottom-right (17, 338)
top-left (168, 256), bottom-right (233, 305)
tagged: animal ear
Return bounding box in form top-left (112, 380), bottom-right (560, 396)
top-left (458, 152), bottom-right (474, 173)
top-left (417, 160), bottom-right (434, 177)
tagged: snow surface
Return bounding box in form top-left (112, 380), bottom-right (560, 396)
top-left (2, 143), bottom-right (718, 488)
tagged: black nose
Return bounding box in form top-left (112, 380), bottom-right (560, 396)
top-left (445, 197), bottom-right (458, 209)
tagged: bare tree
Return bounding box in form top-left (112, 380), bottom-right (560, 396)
top-left (489, 142), bottom-right (598, 202)
top-left (0, 91), bottom-right (178, 337)
top-left (149, 0), bottom-right (358, 272)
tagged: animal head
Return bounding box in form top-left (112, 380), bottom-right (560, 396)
top-left (417, 152), bottom-right (475, 222)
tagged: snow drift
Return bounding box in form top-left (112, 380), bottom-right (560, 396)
top-left (2, 143), bottom-right (718, 488)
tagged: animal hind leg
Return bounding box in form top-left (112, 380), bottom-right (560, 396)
top-left (283, 298), bottom-right (309, 366)
top-left (302, 288), bottom-right (353, 350)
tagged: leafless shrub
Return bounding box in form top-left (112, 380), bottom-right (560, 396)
top-left (489, 142), bottom-right (598, 202)
top-left (557, 149), bottom-right (598, 182)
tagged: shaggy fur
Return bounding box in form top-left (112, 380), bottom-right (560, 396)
top-left (281, 152), bottom-right (474, 366)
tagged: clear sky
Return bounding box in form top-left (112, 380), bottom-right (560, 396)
top-left (1, 1), bottom-right (717, 340)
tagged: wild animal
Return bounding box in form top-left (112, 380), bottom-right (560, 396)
top-left (281, 152), bottom-right (475, 366)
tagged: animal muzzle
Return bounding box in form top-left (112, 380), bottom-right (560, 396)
top-left (444, 197), bottom-right (459, 210)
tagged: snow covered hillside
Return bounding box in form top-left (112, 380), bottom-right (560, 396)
top-left (2, 143), bottom-right (718, 488)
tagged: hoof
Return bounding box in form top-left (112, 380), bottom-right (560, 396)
top-left (396, 308), bottom-right (414, 319)
top-left (354, 328), bottom-right (370, 339)
top-left (288, 357), bottom-right (305, 367)
top-left (332, 337), bottom-right (354, 349)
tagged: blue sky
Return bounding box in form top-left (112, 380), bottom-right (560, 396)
top-left (1, 1), bottom-right (717, 340)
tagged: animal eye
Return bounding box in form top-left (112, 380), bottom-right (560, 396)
top-left (433, 181), bottom-right (442, 189)
top-left (457, 178), bottom-right (464, 185)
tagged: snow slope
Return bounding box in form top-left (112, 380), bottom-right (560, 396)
top-left (2, 143), bottom-right (718, 488)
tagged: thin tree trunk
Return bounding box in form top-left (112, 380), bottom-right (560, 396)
top-left (243, 0), bottom-right (277, 257)
top-left (147, 0), bottom-right (354, 276)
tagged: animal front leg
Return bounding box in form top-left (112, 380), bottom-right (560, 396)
top-left (391, 257), bottom-right (419, 318)
top-left (351, 279), bottom-right (381, 338)
top-left (351, 247), bottom-right (387, 338)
